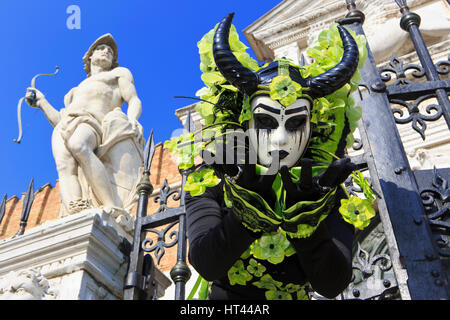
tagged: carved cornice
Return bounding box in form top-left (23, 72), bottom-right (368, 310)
top-left (244, 0), bottom-right (440, 61)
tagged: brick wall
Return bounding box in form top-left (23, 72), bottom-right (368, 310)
top-left (0, 143), bottom-right (185, 273)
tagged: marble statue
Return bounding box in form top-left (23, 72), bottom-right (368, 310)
top-left (26, 33), bottom-right (145, 219)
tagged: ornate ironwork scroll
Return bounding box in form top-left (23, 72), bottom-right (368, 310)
top-left (338, 215), bottom-right (400, 300)
top-left (417, 168), bottom-right (450, 258)
top-left (379, 55), bottom-right (425, 86)
top-left (377, 51), bottom-right (449, 140)
top-left (435, 53), bottom-right (450, 76)
top-left (390, 94), bottom-right (442, 140)
top-left (142, 221), bottom-right (179, 265)
top-left (153, 179), bottom-right (181, 214)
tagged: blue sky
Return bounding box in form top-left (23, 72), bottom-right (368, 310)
top-left (0, 0), bottom-right (282, 199)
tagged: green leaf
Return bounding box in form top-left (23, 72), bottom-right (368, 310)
top-left (198, 278), bottom-right (211, 300)
top-left (186, 275), bottom-right (203, 300)
top-left (351, 171), bottom-right (376, 201)
top-left (201, 72), bottom-right (225, 85)
top-left (239, 96), bottom-right (252, 124)
top-left (253, 274), bottom-right (282, 291)
top-left (227, 260), bottom-right (253, 286)
top-left (220, 84), bottom-right (239, 92)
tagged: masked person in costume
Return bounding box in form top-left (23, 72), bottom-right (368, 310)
top-left (166, 13), bottom-right (374, 300)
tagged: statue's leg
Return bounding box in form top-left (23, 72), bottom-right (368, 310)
top-left (66, 123), bottom-right (121, 209)
top-left (51, 129), bottom-right (85, 213)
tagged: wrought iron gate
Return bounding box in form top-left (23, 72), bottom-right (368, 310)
top-left (123, 0), bottom-right (449, 300)
top-left (338, 0), bottom-right (449, 300)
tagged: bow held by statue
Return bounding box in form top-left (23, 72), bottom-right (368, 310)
top-left (14, 66), bottom-right (60, 144)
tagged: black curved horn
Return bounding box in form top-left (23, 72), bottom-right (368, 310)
top-left (306, 25), bottom-right (359, 98)
top-left (213, 13), bottom-right (258, 95)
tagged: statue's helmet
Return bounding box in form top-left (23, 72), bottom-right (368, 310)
top-left (83, 33), bottom-right (119, 76)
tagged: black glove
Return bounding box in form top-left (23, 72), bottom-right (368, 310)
top-left (280, 158), bottom-right (356, 207)
top-left (202, 141), bottom-right (277, 204)
top-left (202, 142), bottom-right (281, 233)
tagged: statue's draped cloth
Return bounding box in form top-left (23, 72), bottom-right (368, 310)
top-left (56, 107), bottom-right (145, 216)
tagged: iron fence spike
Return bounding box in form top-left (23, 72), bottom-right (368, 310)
top-left (143, 130), bottom-right (155, 173)
top-left (394, 0), bottom-right (407, 8)
top-left (21, 178), bottom-right (34, 222)
top-left (0, 194), bottom-right (6, 225)
top-left (394, 0), bottom-right (410, 13)
top-left (14, 179), bottom-right (34, 237)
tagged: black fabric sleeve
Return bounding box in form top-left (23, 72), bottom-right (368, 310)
top-left (289, 189), bottom-right (354, 299)
top-left (185, 182), bottom-right (260, 281)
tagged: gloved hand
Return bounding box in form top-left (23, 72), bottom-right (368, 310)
top-left (202, 141), bottom-right (280, 233)
top-left (202, 141), bottom-right (277, 203)
top-left (280, 158), bottom-right (356, 207)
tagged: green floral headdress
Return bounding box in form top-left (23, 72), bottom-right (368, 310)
top-left (180, 18), bottom-right (376, 301)
top-left (166, 22), bottom-right (368, 176)
top-left (164, 21), bottom-right (375, 232)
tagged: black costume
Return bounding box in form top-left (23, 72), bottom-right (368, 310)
top-left (186, 177), bottom-right (354, 300)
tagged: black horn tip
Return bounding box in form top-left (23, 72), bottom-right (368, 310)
top-left (220, 13), bottom-right (235, 25)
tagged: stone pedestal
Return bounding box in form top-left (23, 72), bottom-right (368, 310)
top-left (0, 210), bottom-right (170, 300)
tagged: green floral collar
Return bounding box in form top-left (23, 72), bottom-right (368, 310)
top-left (227, 232), bottom-right (309, 300)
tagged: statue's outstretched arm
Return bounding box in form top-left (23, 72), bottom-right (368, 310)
top-left (26, 87), bottom-right (61, 128)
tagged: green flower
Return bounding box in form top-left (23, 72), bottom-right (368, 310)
top-left (227, 260), bottom-right (253, 286)
top-left (252, 232), bottom-right (291, 264)
top-left (269, 75), bottom-right (302, 107)
top-left (339, 196), bottom-right (375, 230)
top-left (246, 258), bottom-right (266, 277)
top-left (265, 290), bottom-right (293, 300)
top-left (184, 168), bottom-right (220, 197)
top-left (252, 274), bottom-right (282, 291)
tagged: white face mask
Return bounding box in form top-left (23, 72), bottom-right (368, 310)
top-left (248, 95), bottom-right (311, 169)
